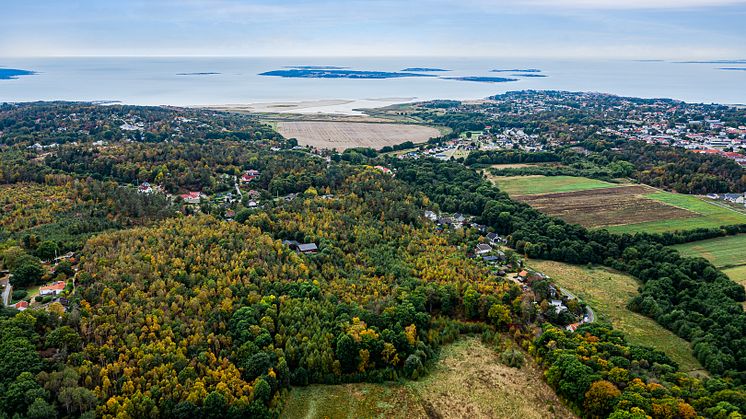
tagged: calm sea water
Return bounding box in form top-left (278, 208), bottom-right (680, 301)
top-left (0, 57), bottom-right (744, 113)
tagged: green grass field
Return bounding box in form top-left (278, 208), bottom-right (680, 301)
top-left (671, 234), bottom-right (746, 286)
top-left (528, 260), bottom-right (706, 375)
top-left (491, 175), bottom-right (619, 196)
top-left (281, 337), bottom-right (575, 419)
top-left (606, 193), bottom-right (746, 234)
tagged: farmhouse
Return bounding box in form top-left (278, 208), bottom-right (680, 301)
top-left (39, 281), bottom-right (66, 296)
top-left (15, 301), bottom-right (29, 311)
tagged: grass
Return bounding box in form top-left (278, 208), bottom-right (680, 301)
top-left (491, 175), bottom-right (619, 196)
top-left (671, 234), bottom-right (746, 268)
top-left (528, 260), bottom-right (706, 375)
top-left (281, 337), bottom-right (575, 419)
top-left (605, 192), bottom-right (746, 234)
top-left (723, 265), bottom-right (746, 286)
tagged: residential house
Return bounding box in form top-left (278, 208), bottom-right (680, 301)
top-left (241, 169), bottom-right (260, 183)
top-left (39, 281), bottom-right (66, 296)
top-left (424, 210), bottom-right (438, 221)
top-left (15, 301), bottom-right (29, 311)
top-left (138, 182), bottom-right (153, 194)
top-left (298, 243), bottom-right (318, 254)
top-left (474, 243), bottom-right (492, 255)
top-left (549, 299), bottom-right (567, 314)
top-left (180, 191), bottom-right (202, 204)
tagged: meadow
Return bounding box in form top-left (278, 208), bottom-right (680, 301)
top-left (672, 234), bottom-right (746, 284)
top-left (281, 337), bottom-right (575, 419)
top-left (528, 260), bottom-right (706, 374)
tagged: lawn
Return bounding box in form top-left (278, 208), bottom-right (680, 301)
top-left (281, 337), bottom-right (575, 419)
top-left (491, 175), bottom-right (619, 196)
top-left (528, 260), bottom-right (706, 375)
top-left (724, 265), bottom-right (746, 286)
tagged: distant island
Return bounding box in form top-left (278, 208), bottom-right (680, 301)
top-left (442, 76), bottom-right (518, 83)
top-left (720, 67), bottom-right (746, 71)
top-left (259, 69), bottom-right (435, 79)
top-left (401, 67), bottom-right (450, 72)
top-left (283, 65), bottom-right (349, 70)
top-left (513, 73), bottom-right (547, 78)
top-left (176, 72), bottom-right (221, 76)
top-left (492, 68), bottom-right (541, 73)
top-left (676, 60), bottom-right (746, 64)
top-left (0, 68), bottom-right (36, 80)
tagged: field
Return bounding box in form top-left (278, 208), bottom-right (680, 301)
top-left (491, 175), bottom-right (620, 196)
top-left (528, 260), bottom-right (706, 374)
top-left (490, 175), bottom-right (746, 233)
top-left (671, 234), bottom-right (746, 284)
top-left (281, 337), bottom-right (575, 419)
top-left (273, 121), bottom-right (442, 151)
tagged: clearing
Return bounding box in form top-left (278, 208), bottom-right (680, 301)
top-left (489, 175), bottom-right (746, 233)
top-left (281, 337), bottom-right (575, 419)
top-left (273, 121), bottom-right (442, 151)
top-left (528, 260), bottom-right (706, 375)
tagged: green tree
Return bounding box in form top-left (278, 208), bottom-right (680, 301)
top-left (10, 255), bottom-right (45, 288)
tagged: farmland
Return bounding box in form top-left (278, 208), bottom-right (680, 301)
top-left (281, 337), bottom-right (575, 419)
top-left (491, 175), bottom-right (620, 196)
top-left (528, 260), bottom-right (706, 374)
top-left (273, 121), bottom-right (442, 151)
top-left (491, 175), bottom-right (746, 233)
top-left (672, 234), bottom-right (746, 284)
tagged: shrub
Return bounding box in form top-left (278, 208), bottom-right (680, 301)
top-left (500, 348), bottom-right (525, 368)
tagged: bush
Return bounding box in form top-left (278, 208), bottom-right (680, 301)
top-left (12, 289), bottom-right (28, 301)
top-left (34, 295), bottom-right (43, 302)
top-left (500, 348), bottom-right (525, 368)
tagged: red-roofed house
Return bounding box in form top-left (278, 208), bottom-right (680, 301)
top-left (179, 192), bottom-right (202, 204)
top-left (15, 301), bottom-right (29, 311)
top-left (39, 281), bottom-right (66, 296)
top-left (241, 169), bottom-right (260, 183)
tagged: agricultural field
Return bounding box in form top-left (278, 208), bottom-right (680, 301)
top-left (491, 175), bottom-right (746, 233)
top-left (281, 337), bottom-right (575, 419)
top-left (671, 234), bottom-right (746, 284)
top-left (491, 175), bottom-right (620, 196)
top-left (528, 260), bottom-right (706, 375)
top-left (273, 121), bottom-right (442, 151)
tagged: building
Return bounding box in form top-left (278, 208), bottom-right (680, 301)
top-left (138, 182), bottom-right (153, 194)
top-left (241, 169), bottom-right (260, 183)
top-left (14, 301), bottom-right (29, 311)
top-left (39, 281), bottom-right (66, 296)
top-left (298, 243), bottom-right (318, 254)
top-left (474, 243), bottom-right (492, 255)
top-left (180, 192), bottom-right (202, 204)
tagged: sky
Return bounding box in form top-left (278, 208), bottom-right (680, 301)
top-left (0, 0), bottom-right (745, 59)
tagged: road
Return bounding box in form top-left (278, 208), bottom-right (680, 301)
top-left (560, 286), bottom-right (595, 323)
top-left (1, 276), bottom-right (12, 307)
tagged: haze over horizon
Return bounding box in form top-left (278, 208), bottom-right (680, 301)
top-left (1, 0), bottom-right (745, 60)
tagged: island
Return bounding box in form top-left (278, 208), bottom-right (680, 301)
top-left (0, 68), bottom-right (36, 80)
top-left (676, 60), bottom-right (746, 64)
top-left (492, 68), bottom-right (542, 73)
top-left (512, 73), bottom-right (548, 78)
top-left (720, 67), bottom-right (746, 71)
top-left (259, 69), bottom-right (436, 79)
top-left (441, 76), bottom-right (518, 83)
top-left (176, 72), bottom-right (221, 76)
top-left (401, 67), bottom-right (450, 72)
top-left (283, 65), bottom-right (349, 70)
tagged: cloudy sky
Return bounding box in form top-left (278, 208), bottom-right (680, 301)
top-left (1, 0), bottom-right (744, 59)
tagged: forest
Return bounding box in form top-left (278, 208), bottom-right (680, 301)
top-left (1, 101), bottom-right (746, 418)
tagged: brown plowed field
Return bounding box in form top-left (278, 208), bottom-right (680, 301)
top-left (516, 185), bottom-right (698, 228)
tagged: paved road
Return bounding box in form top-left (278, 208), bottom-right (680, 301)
top-left (1, 276), bottom-right (12, 307)
top-left (560, 286), bottom-right (596, 323)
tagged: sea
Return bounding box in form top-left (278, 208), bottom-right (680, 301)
top-left (0, 57), bottom-right (745, 114)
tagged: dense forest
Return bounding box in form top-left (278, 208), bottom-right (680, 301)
top-left (1, 101), bottom-right (746, 418)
